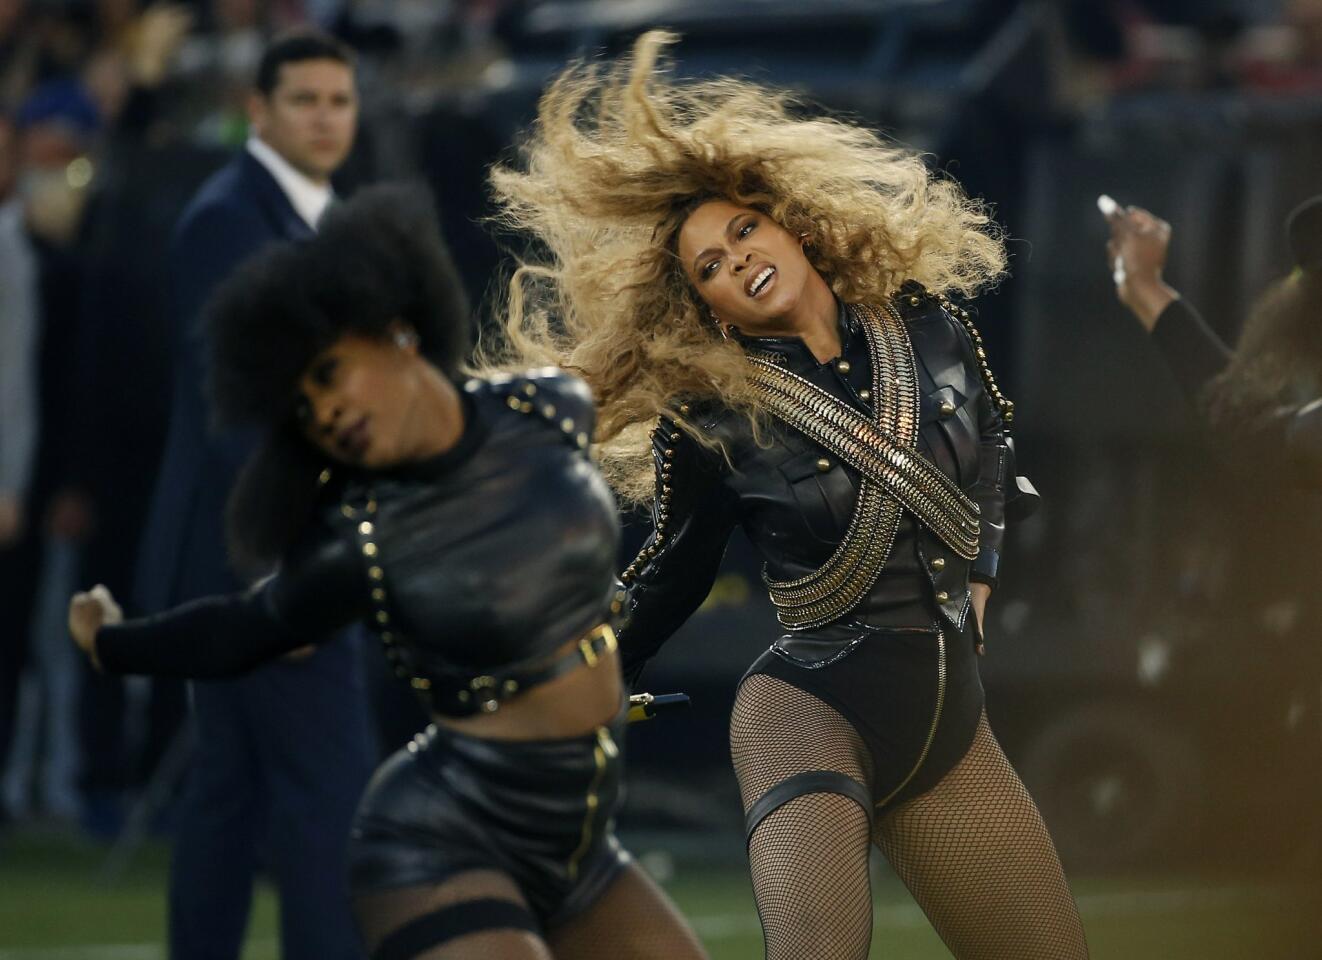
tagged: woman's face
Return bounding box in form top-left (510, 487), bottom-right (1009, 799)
top-left (296, 331), bottom-right (423, 469)
top-left (676, 199), bottom-right (817, 336)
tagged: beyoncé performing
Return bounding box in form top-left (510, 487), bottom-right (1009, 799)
top-left (2, 2), bottom-right (1321, 959)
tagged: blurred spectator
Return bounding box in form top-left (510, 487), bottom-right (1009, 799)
top-left (0, 81), bottom-right (97, 824)
top-left (0, 115), bottom-right (34, 550)
top-left (0, 0), bottom-right (37, 109)
top-left (0, 113), bottom-right (39, 822)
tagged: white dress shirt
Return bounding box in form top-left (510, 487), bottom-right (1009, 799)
top-left (245, 136), bottom-right (334, 230)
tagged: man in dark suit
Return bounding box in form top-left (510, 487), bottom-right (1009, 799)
top-left (134, 32), bottom-right (374, 960)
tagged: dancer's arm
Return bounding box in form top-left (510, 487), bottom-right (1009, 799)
top-left (940, 302), bottom-right (1037, 598)
top-left (1105, 201), bottom-right (1322, 479)
top-left (71, 524), bottom-right (369, 678)
top-left (615, 415), bottom-right (738, 685)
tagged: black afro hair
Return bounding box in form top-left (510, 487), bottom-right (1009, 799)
top-left (206, 182), bottom-right (471, 429)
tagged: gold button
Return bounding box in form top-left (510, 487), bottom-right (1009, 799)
top-left (362, 543), bottom-right (378, 557)
top-left (542, 404), bottom-right (556, 417)
top-left (519, 401), bottom-right (534, 413)
top-left (523, 382), bottom-right (537, 396)
top-left (502, 680), bottom-right (519, 694)
top-left (371, 588), bottom-right (386, 601)
top-left (561, 417), bottom-right (575, 432)
top-left (935, 591), bottom-right (950, 603)
top-left (340, 504), bottom-right (355, 518)
top-left (858, 389), bottom-right (871, 402)
top-left (375, 610), bottom-right (389, 624)
top-left (816, 458), bottom-right (831, 473)
top-left (410, 677), bottom-right (431, 690)
top-left (380, 631), bottom-right (394, 643)
top-left (577, 432), bottom-right (589, 448)
top-left (317, 468), bottom-right (332, 485)
top-left (368, 566), bottom-right (384, 580)
top-left (939, 400), bottom-right (956, 416)
top-left (507, 395), bottom-right (521, 410)
top-left (358, 521), bottom-right (374, 536)
top-left (930, 557), bottom-right (946, 571)
top-left (909, 295), bottom-right (921, 306)
top-left (678, 403), bottom-right (691, 416)
top-left (836, 360), bottom-right (851, 374)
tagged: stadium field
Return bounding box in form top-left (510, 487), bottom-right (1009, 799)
top-left (1, 829), bottom-right (1317, 959)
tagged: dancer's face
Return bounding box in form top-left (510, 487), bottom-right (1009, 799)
top-left (677, 200), bottom-right (817, 337)
top-left (296, 329), bottom-right (425, 469)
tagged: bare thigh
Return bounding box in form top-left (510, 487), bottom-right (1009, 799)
top-left (354, 869), bottom-right (553, 960)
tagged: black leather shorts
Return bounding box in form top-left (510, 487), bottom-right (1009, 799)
top-left (745, 611), bottom-right (985, 813)
top-left (348, 714), bottom-right (630, 928)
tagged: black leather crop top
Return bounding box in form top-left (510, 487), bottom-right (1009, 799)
top-left (97, 370), bottom-right (622, 711)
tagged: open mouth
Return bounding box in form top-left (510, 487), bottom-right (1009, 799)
top-left (747, 264), bottom-right (777, 298)
top-left (337, 416), bottom-right (371, 459)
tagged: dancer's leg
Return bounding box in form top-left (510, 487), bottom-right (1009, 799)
top-left (354, 870), bottom-right (550, 960)
top-left (730, 674), bottom-right (876, 960)
top-left (873, 710), bottom-right (1088, 960)
top-left (545, 861), bottom-right (709, 959)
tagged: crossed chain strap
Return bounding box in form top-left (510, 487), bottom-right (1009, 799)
top-left (751, 302), bottom-right (980, 630)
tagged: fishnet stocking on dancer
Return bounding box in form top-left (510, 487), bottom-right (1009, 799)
top-left (731, 674), bottom-right (1089, 960)
top-left (353, 864), bottom-right (708, 960)
top-left (874, 710), bottom-right (1088, 959)
top-left (732, 674), bottom-right (877, 960)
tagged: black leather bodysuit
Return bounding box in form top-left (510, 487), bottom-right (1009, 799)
top-left (618, 286), bottom-right (1039, 809)
top-left (97, 369), bottom-right (622, 715)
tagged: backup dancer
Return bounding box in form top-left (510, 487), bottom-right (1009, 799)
top-left (69, 185), bottom-right (709, 960)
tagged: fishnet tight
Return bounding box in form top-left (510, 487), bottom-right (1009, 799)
top-left (875, 711), bottom-right (1088, 959)
top-left (731, 674), bottom-right (1089, 960)
top-left (352, 863), bottom-right (709, 959)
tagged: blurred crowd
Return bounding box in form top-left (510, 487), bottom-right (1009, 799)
top-left (2, 0), bottom-right (1322, 844)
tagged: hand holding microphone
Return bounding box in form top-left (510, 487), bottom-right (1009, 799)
top-left (1098, 194), bottom-right (1180, 333)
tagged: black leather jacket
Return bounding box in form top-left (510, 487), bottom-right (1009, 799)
top-left (98, 370), bottom-right (622, 712)
top-left (617, 288), bottom-right (1038, 674)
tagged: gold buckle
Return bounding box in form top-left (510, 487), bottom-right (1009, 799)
top-left (578, 624), bottom-right (617, 668)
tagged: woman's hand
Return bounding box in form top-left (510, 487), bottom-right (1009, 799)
top-left (69, 585), bottom-right (123, 669)
top-left (1100, 196), bottom-right (1181, 333)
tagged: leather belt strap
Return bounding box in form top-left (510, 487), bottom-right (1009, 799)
top-left (421, 623), bottom-right (618, 717)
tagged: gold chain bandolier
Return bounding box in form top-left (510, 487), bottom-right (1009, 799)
top-left (750, 301), bottom-right (981, 630)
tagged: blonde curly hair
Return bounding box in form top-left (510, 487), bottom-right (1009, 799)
top-left (480, 30), bottom-right (1007, 505)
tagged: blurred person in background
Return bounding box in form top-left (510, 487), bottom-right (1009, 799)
top-left (1104, 195), bottom-right (1322, 865)
top-left (490, 32), bottom-right (1086, 960)
top-left (1103, 195), bottom-right (1322, 471)
top-left (131, 29), bottom-right (373, 960)
top-left (69, 0), bottom-right (204, 840)
top-left (0, 0), bottom-right (37, 108)
top-left (0, 112), bottom-right (41, 823)
top-left (0, 79), bottom-right (99, 825)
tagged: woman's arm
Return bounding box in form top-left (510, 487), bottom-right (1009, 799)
top-left (72, 523), bottom-right (369, 678)
top-left (616, 415), bottom-right (739, 685)
top-left (1104, 202), bottom-right (1322, 478)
